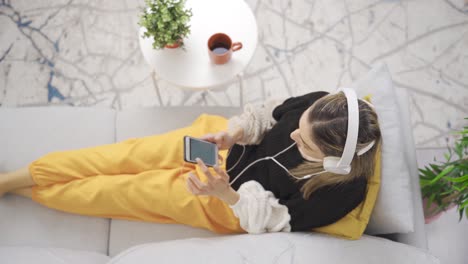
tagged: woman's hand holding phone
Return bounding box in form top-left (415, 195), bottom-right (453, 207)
top-left (200, 127), bottom-right (243, 150)
top-left (186, 158), bottom-right (240, 205)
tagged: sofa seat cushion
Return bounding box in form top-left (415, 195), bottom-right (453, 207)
top-left (108, 233), bottom-right (440, 264)
top-left (0, 246), bottom-right (110, 264)
top-left (110, 107), bottom-right (241, 256)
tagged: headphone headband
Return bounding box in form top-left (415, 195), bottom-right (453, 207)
top-left (335, 88), bottom-right (359, 171)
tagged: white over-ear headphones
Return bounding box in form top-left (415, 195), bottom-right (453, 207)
top-left (321, 87), bottom-right (359, 175)
top-left (295, 88), bottom-right (359, 180)
top-left (227, 88), bottom-right (374, 185)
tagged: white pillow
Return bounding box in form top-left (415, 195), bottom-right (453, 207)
top-left (350, 63), bottom-right (415, 234)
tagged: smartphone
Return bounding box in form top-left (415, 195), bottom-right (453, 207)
top-left (184, 136), bottom-right (218, 167)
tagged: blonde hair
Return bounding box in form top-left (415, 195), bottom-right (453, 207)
top-left (290, 92), bottom-right (382, 199)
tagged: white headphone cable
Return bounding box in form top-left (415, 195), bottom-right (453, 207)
top-left (227, 142), bottom-right (327, 185)
top-left (226, 145), bottom-right (245, 173)
top-left (228, 142), bottom-right (296, 185)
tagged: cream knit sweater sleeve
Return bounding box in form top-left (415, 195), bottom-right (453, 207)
top-left (227, 98), bottom-right (285, 145)
top-left (229, 180), bottom-right (291, 234)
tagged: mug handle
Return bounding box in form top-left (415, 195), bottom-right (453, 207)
top-left (232, 42), bottom-right (243, 52)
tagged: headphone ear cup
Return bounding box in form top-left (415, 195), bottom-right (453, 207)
top-left (323, 156), bottom-right (339, 171)
top-left (323, 156), bottom-right (351, 175)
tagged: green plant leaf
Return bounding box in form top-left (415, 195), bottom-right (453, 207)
top-left (446, 174), bottom-right (468, 183)
top-left (429, 163), bottom-right (442, 172)
top-left (444, 152), bottom-right (453, 162)
top-left (419, 166), bottom-right (436, 178)
top-left (428, 193), bottom-right (436, 210)
top-left (455, 143), bottom-right (464, 159)
top-left (420, 179), bottom-right (432, 187)
top-left (460, 181), bottom-right (468, 190)
top-left (139, 0), bottom-right (192, 49)
top-left (441, 189), bottom-right (455, 195)
top-left (454, 129), bottom-right (468, 135)
top-left (428, 165), bottom-right (455, 185)
top-left (460, 199), bottom-right (468, 210)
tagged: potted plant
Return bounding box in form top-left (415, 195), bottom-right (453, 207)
top-left (419, 118), bottom-right (468, 223)
top-left (139, 0), bottom-right (193, 49)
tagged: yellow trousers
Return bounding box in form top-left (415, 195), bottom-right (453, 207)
top-left (28, 114), bottom-right (244, 234)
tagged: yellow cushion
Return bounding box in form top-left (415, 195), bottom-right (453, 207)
top-left (311, 143), bottom-right (381, 239)
top-left (363, 94), bottom-right (373, 103)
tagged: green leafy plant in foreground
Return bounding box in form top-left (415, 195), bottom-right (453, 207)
top-left (420, 118), bottom-right (468, 221)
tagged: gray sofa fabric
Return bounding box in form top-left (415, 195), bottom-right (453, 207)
top-left (0, 246), bottom-right (110, 264)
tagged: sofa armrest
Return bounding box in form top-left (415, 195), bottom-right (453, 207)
top-left (107, 233), bottom-right (439, 264)
top-left (389, 88), bottom-right (428, 249)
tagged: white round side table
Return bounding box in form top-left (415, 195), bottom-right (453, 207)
top-left (138, 0), bottom-right (258, 106)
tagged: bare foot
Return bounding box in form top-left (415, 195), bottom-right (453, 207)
top-left (0, 184), bottom-right (7, 198)
top-left (10, 187), bottom-right (33, 198)
top-left (0, 174), bottom-right (9, 198)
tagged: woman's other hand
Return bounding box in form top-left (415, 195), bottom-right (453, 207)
top-left (200, 129), bottom-right (241, 150)
top-left (186, 158), bottom-right (240, 205)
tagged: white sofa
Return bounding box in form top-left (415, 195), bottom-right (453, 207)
top-left (0, 104), bottom-right (439, 264)
top-left (0, 65), bottom-right (440, 263)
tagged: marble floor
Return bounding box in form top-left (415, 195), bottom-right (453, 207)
top-left (0, 0), bottom-right (467, 148)
top-left (0, 0), bottom-right (467, 261)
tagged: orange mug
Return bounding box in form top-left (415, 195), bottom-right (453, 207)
top-left (207, 33), bottom-right (243, 65)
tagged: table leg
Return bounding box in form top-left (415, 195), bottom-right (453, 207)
top-left (237, 73), bottom-right (244, 108)
top-left (152, 72), bottom-right (245, 107)
top-left (151, 71), bottom-right (164, 106)
top-left (204, 74), bottom-right (243, 107)
top-left (204, 89), bottom-right (222, 105)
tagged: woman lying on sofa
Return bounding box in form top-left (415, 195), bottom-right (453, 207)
top-left (0, 89), bottom-right (381, 235)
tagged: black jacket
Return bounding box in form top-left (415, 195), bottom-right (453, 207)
top-left (226, 91), bottom-right (367, 231)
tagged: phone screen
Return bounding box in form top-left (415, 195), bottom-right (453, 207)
top-left (189, 137), bottom-right (217, 166)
